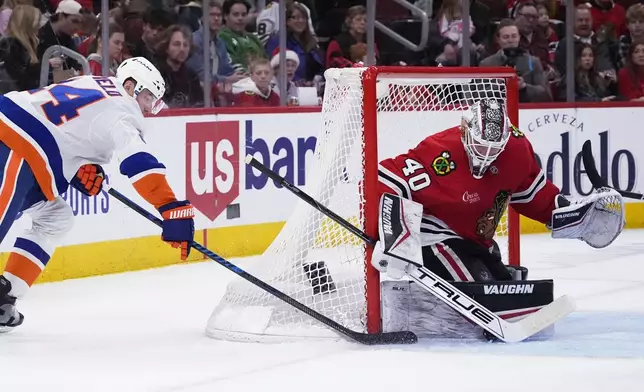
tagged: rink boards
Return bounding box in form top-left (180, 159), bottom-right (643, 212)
top-left (1, 104), bottom-right (643, 283)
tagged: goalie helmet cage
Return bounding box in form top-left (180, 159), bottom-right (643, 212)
top-left (206, 66), bottom-right (520, 342)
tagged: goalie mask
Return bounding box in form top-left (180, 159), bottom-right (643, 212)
top-left (461, 100), bottom-right (511, 179)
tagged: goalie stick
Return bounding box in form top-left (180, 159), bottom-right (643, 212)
top-left (246, 155), bottom-right (576, 343)
top-left (582, 140), bottom-right (644, 200)
top-left (104, 184), bottom-right (416, 345)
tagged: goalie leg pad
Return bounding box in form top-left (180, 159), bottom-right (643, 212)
top-left (381, 279), bottom-right (554, 340)
top-left (421, 239), bottom-right (513, 282)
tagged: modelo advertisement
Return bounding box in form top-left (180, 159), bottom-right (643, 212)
top-left (521, 107), bottom-right (640, 200)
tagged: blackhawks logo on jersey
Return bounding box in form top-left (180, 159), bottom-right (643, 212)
top-left (476, 190), bottom-right (510, 240)
top-left (510, 125), bottom-right (525, 138)
top-left (432, 151), bottom-right (456, 176)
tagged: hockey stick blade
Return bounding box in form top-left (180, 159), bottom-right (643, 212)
top-left (582, 140), bottom-right (644, 200)
top-left (246, 155), bottom-right (575, 342)
top-left (407, 266), bottom-right (576, 343)
top-left (105, 186), bottom-right (417, 345)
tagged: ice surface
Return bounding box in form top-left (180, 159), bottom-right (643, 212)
top-left (2, 231), bottom-right (644, 391)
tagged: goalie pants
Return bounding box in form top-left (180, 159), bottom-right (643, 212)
top-left (422, 238), bottom-right (512, 282)
top-left (0, 141), bottom-right (73, 298)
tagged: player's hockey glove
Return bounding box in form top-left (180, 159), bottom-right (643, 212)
top-left (158, 200), bottom-right (195, 260)
top-left (71, 164), bottom-right (106, 196)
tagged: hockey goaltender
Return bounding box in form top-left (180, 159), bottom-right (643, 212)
top-left (372, 99), bottom-right (625, 340)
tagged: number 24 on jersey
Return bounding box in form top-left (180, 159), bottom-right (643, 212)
top-left (32, 84), bottom-right (105, 126)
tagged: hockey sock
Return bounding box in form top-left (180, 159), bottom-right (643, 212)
top-left (3, 235), bottom-right (53, 298)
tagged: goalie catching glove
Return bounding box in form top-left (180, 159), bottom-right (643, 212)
top-left (371, 193), bottom-right (424, 280)
top-left (158, 200), bottom-right (195, 260)
top-left (551, 188), bottom-right (625, 248)
top-left (71, 164), bottom-right (106, 196)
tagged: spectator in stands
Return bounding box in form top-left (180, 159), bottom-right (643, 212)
top-left (618, 39), bottom-right (644, 100)
top-left (87, 23), bottom-right (124, 76)
top-left (177, 1), bottom-right (203, 32)
top-left (219, 0), bottom-right (266, 73)
top-left (0, 5), bottom-right (41, 92)
top-left (72, 7), bottom-right (97, 51)
top-left (536, 3), bottom-right (558, 46)
top-left (617, 4), bottom-right (644, 69)
top-left (38, 0), bottom-right (84, 74)
top-left (128, 8), bottom-right (173, 59)
top-left (232, 58), bottom-right (280, 106)
top-left (269, 48), bottom-right (299, 103)
top-left (557, 44), bottom-right (617, 101)
top-left (0, 0), bottom-right (32, 36)
top-left (107, 3), bottom-right (124, 25)
top-left (514, 2), bottom-right (554, 77)
top-left (555, 5), bottom-right (615, 76)
top-left (265, 1), bottom-right (323, 84)
top-left (188, 1), bottom-right (243, 88)
top-left (470, 0), bottom-right (493, 53)
top-left (155, 24), bottom-right (204, 108)
top-left (589, 0), bottom-right (626, 38)
top-left (326, 5), bottom-right (378, 68)
top-left (76, 12), bottom-right (103, 57)
top-left (481, 19), bottom-right (551, 102)
top-left (426, 0), bottom-right (479, 66)
top-left (257, 0), bottom-right (316, 46)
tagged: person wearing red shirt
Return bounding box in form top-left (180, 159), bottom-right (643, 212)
top-left (232, 59), bottom-right (280, 107)
top-left (617, 40), bottom-right (644, 100)
top-left (589, 0), bottom-right (626, 38)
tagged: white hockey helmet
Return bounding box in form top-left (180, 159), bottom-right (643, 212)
top-left (461, 99), bottom-right (511, 179)
top-left (116, 57), bottom-right (166, 114)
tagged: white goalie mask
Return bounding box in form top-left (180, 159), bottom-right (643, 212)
top-left (461, 100), bottom-right (511, 179)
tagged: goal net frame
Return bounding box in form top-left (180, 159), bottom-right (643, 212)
top-left (206, 66), bottom-right (521, 340)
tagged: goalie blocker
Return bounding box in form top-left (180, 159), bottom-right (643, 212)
top-left (373, 193), bottom-right (554, 339)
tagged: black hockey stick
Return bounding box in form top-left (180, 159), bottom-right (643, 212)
top-left (246, 155), bottom-right (575, 342)
top-left (104, 185), bottom-right (416, 345)
top-left (581, 140), bottom-right (644, 200)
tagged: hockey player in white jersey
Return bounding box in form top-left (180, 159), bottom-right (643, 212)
top-left (0, 57), bottom-right (195, 331)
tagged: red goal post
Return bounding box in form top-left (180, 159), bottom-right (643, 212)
top-left (359, 66), bottom-right (521, 334)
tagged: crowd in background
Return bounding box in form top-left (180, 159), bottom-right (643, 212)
top-left (1, 0), bottom-right (644, 108)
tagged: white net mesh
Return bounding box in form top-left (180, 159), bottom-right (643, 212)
top-left (206, 67), bottom-right (513, 342)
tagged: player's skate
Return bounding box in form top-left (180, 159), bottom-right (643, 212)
top-left (0, 276), bottom-right (24, 332)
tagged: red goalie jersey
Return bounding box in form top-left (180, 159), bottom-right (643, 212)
top-left (377, 126), bottom-right (561, 250)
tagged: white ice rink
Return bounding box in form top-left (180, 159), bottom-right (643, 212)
top-left (2, 231), bottom-right (644, 391)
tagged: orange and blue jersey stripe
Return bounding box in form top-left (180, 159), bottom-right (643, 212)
top-left (0, 144), bottom-right (38, 242)
top-left (3, 237), bottom-right (52, 289)
top-left (120, 152), bottom-right (176, 209)
top-left (0, 96), bottom-right (68, 201)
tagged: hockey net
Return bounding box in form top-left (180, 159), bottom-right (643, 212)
top-left (206, 66), bottom-right (520, 342)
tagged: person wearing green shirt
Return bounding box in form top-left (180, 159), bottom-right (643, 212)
top-left (219, 0), bottom-right (266, 73)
